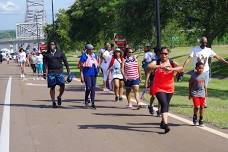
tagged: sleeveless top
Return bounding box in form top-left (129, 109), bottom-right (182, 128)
top-left (110, 58), bottom-right (123, 80)
top-left (124, 56), bottom-right (139, 80)
top-left (150, 61), bottom-right (174, 95)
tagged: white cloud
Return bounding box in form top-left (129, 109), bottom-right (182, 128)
top-left (0, 1), bottom-right (18, 12)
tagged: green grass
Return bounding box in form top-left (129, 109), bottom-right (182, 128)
top-left (66, 45), bottom-right (228, 129)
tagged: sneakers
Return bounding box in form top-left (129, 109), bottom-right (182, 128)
top-left (84, 102), bottom-right (89, 108)
top-left (88, 98), bottom-right (91, 104)
top-left (193, 115), bottom-right (197, 126)
top-left (52, 102), bottom-right (57, 108)
top-left (136, 105), bottom-right (142, 110)
top-left (119, 96), bottom-right (123, 101)
top-left (128, 103), bottom-right (133, 109)
top-left (91, 104), bottom-right (96, 110)
top-left (160, 121), bottom-right (165, 129)
top-left (20, 74), bottom-right (25, 78)
top-left (192, 115), bottom-right (204, 126)
top-left (159, 121), bottom-right (170, 133)
top-left (199, 119), bottom-right (204, 127)
top-left (164, 124), bottom-right (170, 134)
top-left (57, 96), bottom-right (62, 106)
top-left (115, 96), bottom-right (119, 102)
top-left (157, 110), bottom-right (161, 117)
top-left (41, 77), bottom-right (45, 80)
top-left (148, 105), bottom-right (154, 115)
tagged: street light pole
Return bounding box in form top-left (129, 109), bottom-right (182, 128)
top-left (155, 0), bottom-right (161, 49)
top-left (51, 0), bottom-right (55, 32)
top-left (35, 14), bottom-right (39, 50)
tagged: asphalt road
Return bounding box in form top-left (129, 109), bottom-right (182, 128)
top-left (0, 61), bottom-right (227, 152)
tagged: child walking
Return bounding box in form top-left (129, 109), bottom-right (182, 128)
top-left (189, 62), bottom-right (207, 126)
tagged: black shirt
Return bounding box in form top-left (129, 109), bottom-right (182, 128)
top-left (43, 49), bottom-right (70, 74)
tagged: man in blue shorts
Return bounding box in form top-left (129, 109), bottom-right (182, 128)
top-left (43, 41), bottom-right (70, 108)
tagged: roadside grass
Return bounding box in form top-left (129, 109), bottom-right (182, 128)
top-left (66, 45), bottom-right (228, 129)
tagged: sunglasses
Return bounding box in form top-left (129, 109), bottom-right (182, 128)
top-left (161, 52), bottom-right (168, 55)
top-left (128, 51), bottom-right (133, 54)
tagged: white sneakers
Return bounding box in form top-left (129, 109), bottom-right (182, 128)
top-left (20, 74), bottom-right (25, 78)
top-left (128, 103), bottom-right (133, 108)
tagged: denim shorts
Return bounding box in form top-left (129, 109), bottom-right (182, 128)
top-left (47, 73), bottom-right (65, 88)
top-left (125, 78), bottom-right (140, 88)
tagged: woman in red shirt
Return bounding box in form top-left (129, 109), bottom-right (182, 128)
top-left (145, 47), bottom-right (183, 133)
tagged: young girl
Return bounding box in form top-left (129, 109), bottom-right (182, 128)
top-left (36, 51), bottom-right (44, 80)
top-left (189, 62), bottom-right (207, 126)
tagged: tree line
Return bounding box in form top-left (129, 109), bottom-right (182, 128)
top-left (44, 0), bottom-right (228, 51)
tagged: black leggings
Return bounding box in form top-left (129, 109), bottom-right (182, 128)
top-left (155, 92), bottom-right (173, 113)
top-left (31, 64), bottom-right (36, 73)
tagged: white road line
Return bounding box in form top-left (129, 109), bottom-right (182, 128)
top-left (169, 113), bottom-right (228, 139)
top-left (26, 83), bottom-right (47, 87)
top-left (0, 76), bottom-right (12, 152)
top-left (74, 77), bottom-right (228, 139)
top-left (26, 83), bottom-right (70, 87)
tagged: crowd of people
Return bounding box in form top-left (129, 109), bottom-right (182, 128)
top-left (10, 36), bottom-right (228, 134)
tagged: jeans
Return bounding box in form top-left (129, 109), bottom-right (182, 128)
top-left (84, 76), bottom-right (96, 104)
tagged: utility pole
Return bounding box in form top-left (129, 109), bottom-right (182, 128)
top-left (155, 0), bottom-right (161, 49)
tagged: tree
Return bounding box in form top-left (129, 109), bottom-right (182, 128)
top-left (167, 0), bottom-right (228, 47)
top-left (44, 0), bottom-right (228, 51)
top-left (55, 9), bottom-right (74, 51)
top-left (44, 10), bottom-right (74, 51)
top-left (67, 0), bottom-right (120, 45)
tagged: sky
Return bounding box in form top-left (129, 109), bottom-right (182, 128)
top-left (0, 0), bottom-right (75, 30)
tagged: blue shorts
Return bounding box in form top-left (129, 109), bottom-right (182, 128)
top-left (125, 78), bottom-right (140, 88)
top-left (47, 73), bottom-right (65, 88)
top-left (36, 64), bottom-right (43, 74)
top-left (143, 62), bottom-right (150, 73)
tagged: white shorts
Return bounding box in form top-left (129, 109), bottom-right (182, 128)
top-left (19, 61), bottom-right (25, 66)
top-left (112, 74), bottom-right (123, 80)
top-left (101, 67), bottom-right (108, 81)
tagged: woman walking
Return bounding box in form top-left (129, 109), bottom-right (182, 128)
top-left (146, 47), bottom-right (183, 133)
top-left (79, 44), bottom-right (98, 109)
top-left (100, 43), bottom-right (112, 91)
top-left (29, 51), bottom-right (37, 80)
top-left (122, 48), bottom-right (142, 109)
top-left (108, 48), bottom-right (124, 102)
top-left (18, 48), bottom-right (27, 78)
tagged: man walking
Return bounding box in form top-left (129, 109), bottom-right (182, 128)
top-left (183, 36), bottom-right (228, 107)
top-left (43, 41), bottom-right (70, 108)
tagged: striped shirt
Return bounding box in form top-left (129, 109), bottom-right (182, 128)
top-left (124, 56), bottom-right (139, 80)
